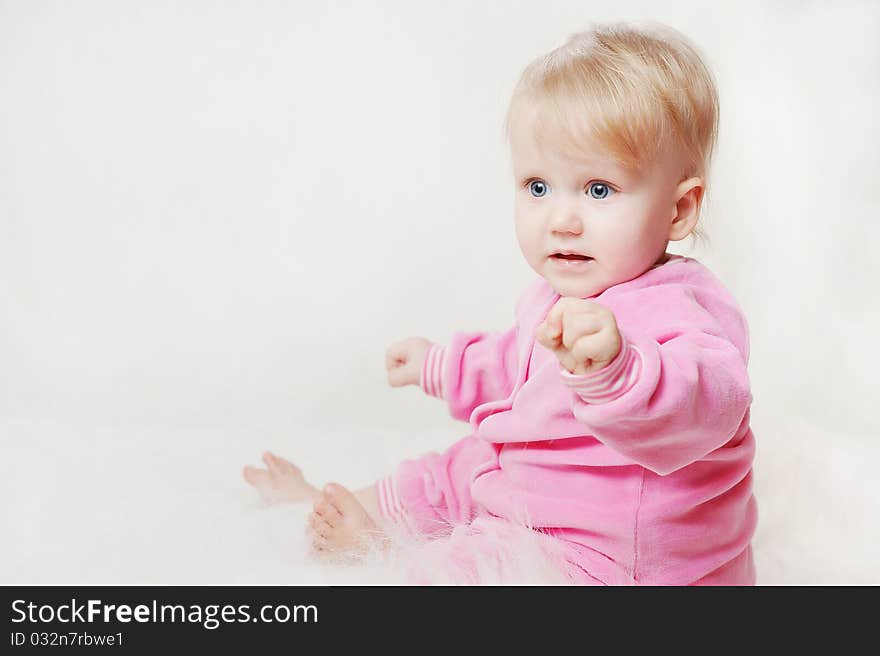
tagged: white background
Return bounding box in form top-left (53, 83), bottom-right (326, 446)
top-left (1, 0), bottom-right (878, 583)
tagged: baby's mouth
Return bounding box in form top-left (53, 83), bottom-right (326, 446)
top-left (550, 253), bottom-right (593, 261)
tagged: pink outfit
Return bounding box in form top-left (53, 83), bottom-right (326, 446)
top-left (376, 255), bottom-right (757, 585)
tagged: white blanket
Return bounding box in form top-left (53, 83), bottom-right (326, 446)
top-left (3, 405), bottom-right (876, 585)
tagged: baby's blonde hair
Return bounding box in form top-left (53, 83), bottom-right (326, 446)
top-left (504, 22), bottom-right (720, 240)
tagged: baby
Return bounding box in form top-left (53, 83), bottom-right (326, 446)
top-left (244, 22), bottom-right (757, 585)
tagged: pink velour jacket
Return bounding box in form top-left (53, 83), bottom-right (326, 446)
top-left (376, 255), bottom-right (758, 585)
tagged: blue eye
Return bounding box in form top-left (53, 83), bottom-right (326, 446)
top-left (527, 180), bottom-right (549, 197)
top-left (588, 182), bottom-right (613, 199)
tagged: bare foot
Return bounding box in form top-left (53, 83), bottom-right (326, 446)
top-left (242, 451), bottom-right (321, 505)
top-left (307, 483), bottom-right (389, 561)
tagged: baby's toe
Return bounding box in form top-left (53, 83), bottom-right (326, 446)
top-left (242, 465), bottom-right (268, 487)
top-left (313, 497), bottom-right (342, 524)
top-left (323, 483), bottom-right (361, 516)
top-left (308, 512), bottom-right (331, 537)
top-left (261, 452), bottom-right (282, 474)
top-left (309, 532), bottom-right (328, 553)
top-left (276, 457), bottom-right (301, 476)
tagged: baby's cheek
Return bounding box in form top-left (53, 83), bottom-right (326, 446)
top-left (603, 226), bottom-right (659, 278)
top-left (515, 225), bottom-right (543, 268)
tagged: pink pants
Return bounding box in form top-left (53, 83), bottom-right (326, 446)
top-left (387, 434), bottom-right (755, 585)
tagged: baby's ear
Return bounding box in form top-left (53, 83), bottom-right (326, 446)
top-left (668, 177), bottom-right (704, 241)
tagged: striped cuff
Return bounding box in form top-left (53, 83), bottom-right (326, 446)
top-left (375, 474), bottom-right (405, 523)
top-left (559, 335), bottom-right (641, 404)
top-left (419, 343), bottom-right (447, 398)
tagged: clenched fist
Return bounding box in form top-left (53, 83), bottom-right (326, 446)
top-left (386, 336), bottom-right (432, 387)
top-left (535, 298), bottom-right (621, 375)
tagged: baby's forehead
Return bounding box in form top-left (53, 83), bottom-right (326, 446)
top-left (511, 136), bottom-right (638, 180)
top-left (512, 140), bottom-right (615, 168)
top-left (509, 116), bottom-right (682, 184)
top-left (510, 110), bottom-right (625, 167)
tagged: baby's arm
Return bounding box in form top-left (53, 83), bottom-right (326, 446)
top-left (387, 281), bottom-right (544, 421)
top-left (539, 292), bottom-right (751, 476)
top-left (565, 328), bottom-right (750, 475)
top-left (431, 327), bottom-right (520, 421)
top-left (387, 327), bottom-right (520, 422)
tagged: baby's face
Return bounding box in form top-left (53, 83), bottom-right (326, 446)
top-left (510, 110), bottom-right (686, 299)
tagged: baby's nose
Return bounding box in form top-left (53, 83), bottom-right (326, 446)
top-left (550, 212), bottom-right (583, 234)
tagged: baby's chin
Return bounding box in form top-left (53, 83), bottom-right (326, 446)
top-left (539, 257), bottom-right (662, 298)
top-left (542, 274), bottom-right (609, 299)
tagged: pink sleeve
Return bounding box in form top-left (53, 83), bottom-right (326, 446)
top-left (560, 329), bottom-right (751, 476)
top-left (373, 434), bottom-right (496, 537)
top-left (420, 325), bottom-right (520, 422)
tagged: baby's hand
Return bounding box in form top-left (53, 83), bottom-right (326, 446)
top-left (386, 336), bottom-right (432, 387)
top-left (535, 298), bottom-right (621, 375)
